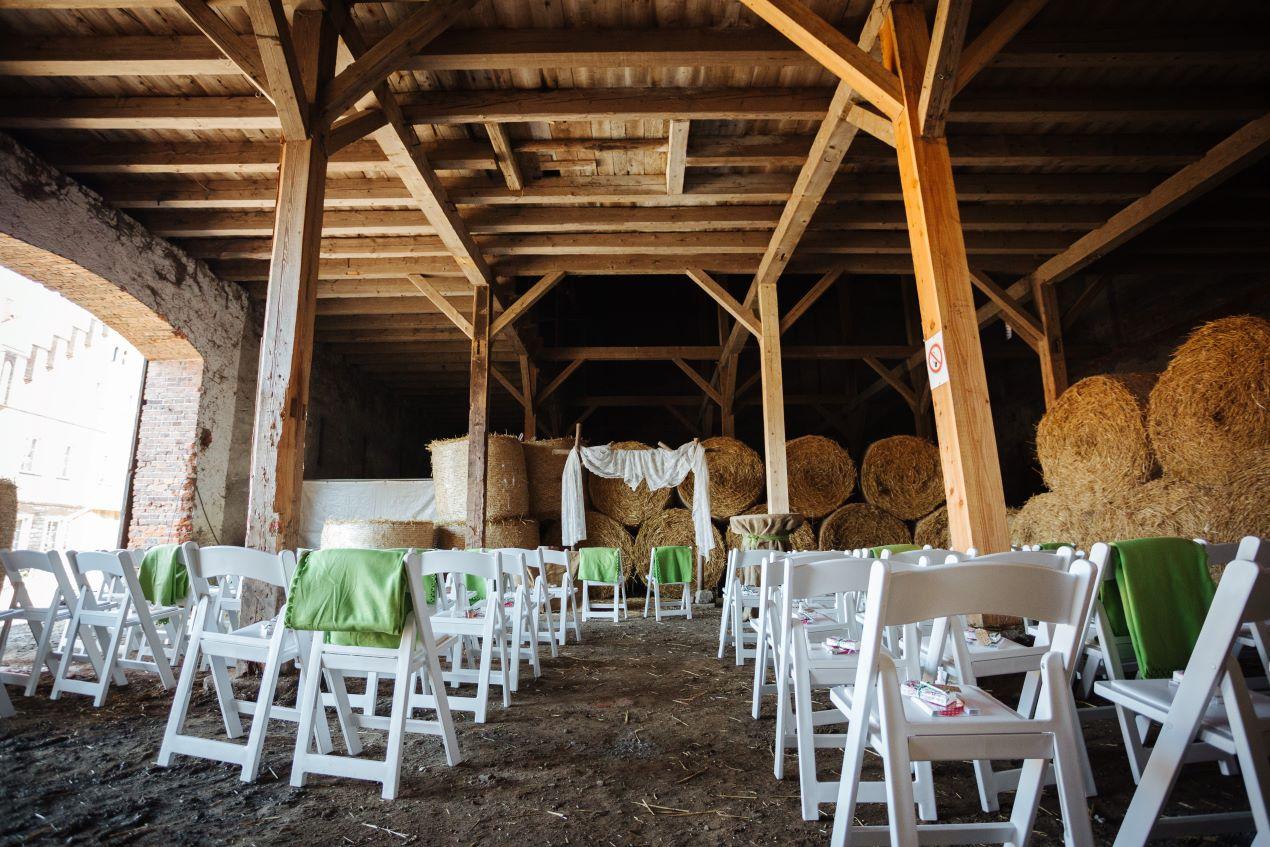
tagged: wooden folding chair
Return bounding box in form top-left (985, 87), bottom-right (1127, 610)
top-left (51, 550), bottom-right (178, 706)
top-left (290, 550), bottom-right (461, 800)
top-left (1103, 555), bottom-right (1269, 846)
top-left (830, 558), bottom-right (1099, 847)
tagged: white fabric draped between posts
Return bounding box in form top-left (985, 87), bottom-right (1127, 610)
top-left (561, 442), bottom-right (714, 555)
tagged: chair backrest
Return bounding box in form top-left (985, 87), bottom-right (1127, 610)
top-left (783, 554), bottom-right (876, 600)
top-left (729, 549), bottom-right (771, 571)
top-left (493, 548), bottom-right (533, 588)
top-left (0, 549), bottom-right (78, 601)
top-left (420, 549), bottom-right (501, 581)
top-left (885, 548), bottom-right (974, 565)
top-left (67, 550), bottom-right (126, 579)
top-left (188, 545), bottom-right (291, 591)
top-left (969, 548), bottom-right (1074, 569)
top-left (537, 547), bottom-right (569, 569)
top-left (1198, 536), bottom-right (1267, 568)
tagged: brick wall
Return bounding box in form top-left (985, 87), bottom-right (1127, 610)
top-left (126, 360), bottom-right (202, 547)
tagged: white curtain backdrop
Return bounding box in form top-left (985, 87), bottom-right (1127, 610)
top-left (561, 442), bottom-right (713, 555)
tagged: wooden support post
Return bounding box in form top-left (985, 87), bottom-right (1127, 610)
top-left (901, 280), bottom-right (934, 439)
top-left (757, 282), bottom-right (789, 513)
top-left (519, 354), bottom-right (537, 438)
top-left (720, 356), bottom-right (738, 438)
top-left (467, 284), bottom-right (491, 547)
top-left (890, 2), bottom-right (1009, 554)
top-left (1034, 279), bottom-right (1067, 407)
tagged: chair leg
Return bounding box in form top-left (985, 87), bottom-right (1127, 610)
top-left (717, 578), bottom-right (732, 660)
top-left (685, 584), bottom-right (693, 621)
top-left (289, 635), bottom-right (325, 789)
top-left (207, 652), bottom-right (245, 738)
top-left (92, 609), bottom-right (129, 707)
top-left (240, 622), bottom-right (288, 783)
top-left (752, 611), bottom-right (769, 720)
top-left (474, 630), bottom-right (494, 724)
top-left (381, 634), bottom-right (415, 801)
top-left (325, 669), bottom-right (364, 755)
top-left (49, 601), bottom-right (84, 701)
top-left (732, 588), bottom-right (746, 667)
top-left (25, 608), bottom-right (60, 696)
top-left (792, 651), bottom-right (819, 820)
top-left (876, 675), bottom-right (920, 847)
top-left (570, 587), bottom-right (582, 642)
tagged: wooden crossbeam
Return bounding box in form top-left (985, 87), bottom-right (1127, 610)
top-left (779, 267), bottom-right (844, 334)
top-left (245, 0), bottom-right (309, 139)
top-left (172, 0), bottom-right (272, 100)
top-left (685, 268), bottom-right (761, 338)
top-left (407, 273), bottom-right (472, 338)
top-left (538, 358), bottom-right (585, 401)
top-left (327, 109), bottom-right (387, 153)
top-left (1033, 280), bottom-right (1067, 407)
top-left (954, 0), bottom-right (1049, 94)
top-left (539, 346), bottom-right (722, 361)
top-left (666, 120), bottom-right (690, 195)
top-left (489, 271), bottom-right (565, 337)
top-left (672, 358), bottom-right (723, 405)
top-left (919, 0), bottom-right (972, 137)
top-left (863, 356), bottom-right (918, 408)
top-left (966, 267), bottom-right (1042, 350)
top-left (738, 0), bottom-right (903, 119)
top-left (484, 123), bottom-right (524, 192)
top-left (490, 364), bottom-right (525, 407)
top-left (322, 0), bottom-right (471, 125)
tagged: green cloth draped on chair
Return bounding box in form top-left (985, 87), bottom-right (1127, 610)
top-left (139, 544), bottom-right (188, 606)
top-left (651, 546), bottom-right (694, 584)
top-left (577, 547), bottom-right (622, 583)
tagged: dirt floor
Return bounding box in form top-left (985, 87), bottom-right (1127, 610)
top-left (0, 605), bottom-right (1255, 846)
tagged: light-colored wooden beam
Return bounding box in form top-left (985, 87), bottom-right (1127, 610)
top-left (538, 358), bottom-right (585, 402)
top-left (484, 123), bottom-right (524, 192)
top-left (757, 281), bottom-right (789, 513)
top-left (245, 0), bottom-right (309, 139)
top-left (466, 284), bottom-right (491, 546)
top-left (322, 0), bottom-right (471, 125)
top-left (1033, 279), bottom-right (1067, 407)
top-left (780, 267), bottom-right (844, 334)
top-left (326, 109), bottom-right (387, 154)
top-left (172, 1), bottom-right (273, 100)
top-left (919, 0), bottom-right (972, 137)
top-left (685, 268), bottom-right (761, 338)
top-left (953, 0), bottom-right (1049, 94)
top-left (891, 0), bottom-right (1009, 554)
top-left (666, 119), bottom-right (690, 195)
top-left (863, 355), bottom-right (918, 408)
top-left (489, 271), bottom-right (565, 337)
top-left (966, 267), bottom-right (1043, 350)
top-left (845, 102), bottom-right (896, 147)
top-left (738, 0), bottom-right (903, 119)
top-left (672, 358), bottom-right (723, 405)
top-left (407, 273), bottom-right (472, 338)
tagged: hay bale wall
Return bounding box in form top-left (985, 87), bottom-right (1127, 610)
top-left (786, 435), bottom-right (856, 519)
top-left (523, 437), bottom-right (574, 520)
top-left (588, 441), bottom-right (673, 527)
top-left (634, 508), bottom-right (726, 589)
top-left (859, 435), bottom-right (944, 520)
top-left (0, 479), bottom-right (16, 549)
top-left (1012, 491), bottom-right (1099, 548)
top-left (1035, 373), bottom-right (1157, 497)
top-left (913, 506), bottom-right (949, 549)
top-left (818, 503), bottom-right (911, 551)
top-left (435, 522), bottom-right (467, 550)
top-left (543, 510), bottom-right (638, 581)
top-left (320, 519), bottom-right (435, 549)
top-left (677, 436), bottom-right (764, 519)
top-left (484, 518), bottom-right (540, 550)
top-left (1148, 315), bottom-right (1270, 486)
top-left (725, 504), bottom-right (817, 552)
top-left (429, 434), bottom-right (529, 523)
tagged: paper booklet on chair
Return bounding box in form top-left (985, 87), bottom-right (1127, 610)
top-left (903, 680), bottom-right (977, 717)
top-left (822, 636), bottom-right (859, 655)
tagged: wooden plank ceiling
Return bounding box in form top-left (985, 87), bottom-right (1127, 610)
top-left (1, 0), bottom-right (1268, 435)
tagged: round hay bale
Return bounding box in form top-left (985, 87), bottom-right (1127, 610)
top-left (913, 506), bottom-right (949, 549)
top-left (1087, 477), bottom-right (1216, 544)
top-left (860, 436), bottom-right (944, 520)
top-left (320, 519), bottom-right (435, 549)
top-left (787, 435), bottom-right (856, 519)
top-left (484, 518), bottom-right (540, 550)
top-left (0, 478), bottom-right (16, 549)
top-left (542, 509), bottom-right (637, 581)
top-left (1148, 315), bottom-right (1270, 486)
top-left (634, 508), bottom-right (726, 589)
top-left (1036, 373), bottom-right (1157, 497)
top-left (677, 436), bottom-right (764, 519)
top-left (435, 522), bottom-right (467, 550)
top-left (587, 441), bottom-right (673, 527)
top-left (1207, 456), bottom-right (1270, 543)
top-left (818, 503), bottom-right (911, 551)
top-left (726, 504), bottom-right (817, 552)
top-left (428, 434), bottom-right (529, 522)
top-left (523, 437), bottom-right (574, 520)
top-left (1012, 491), bottom-right (1099, 548)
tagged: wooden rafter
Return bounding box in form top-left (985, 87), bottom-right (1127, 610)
top-left (490, 364), bottom-right (525, 407)
top-left (484, 123), bottom-right (524, 192)
top-left (918, 0), bottom-right (972, 137)
top-left (172, 0), bottom-right (272, 100)
top-left (966, 267), bottom-right (1042, 350)
top-left (244, 0), bottom-right (309, 139)
top-left (780, 267), bottom-right (844, 334)
top-left (672, 358), bottom-right (722, 405)
top-left (954, 0), bottom-right (1050, 94)
top-left (666, 120), bottom-right (690, 195)
top-left (489, 271), bottom-right (565, 338)
top-left (407, 273), bottom-right (472, 338)
top-left (538, 358), bottom-right (585, 402)
top-left (685, 268), bottom-right (760, 338)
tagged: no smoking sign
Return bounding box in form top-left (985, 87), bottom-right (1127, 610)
top-left (925, 330), bottom-right (950, 389)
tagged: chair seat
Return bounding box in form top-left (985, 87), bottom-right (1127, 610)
top-left (832, 682), bottom-right (1032, 737)
top-left (802, 628), bottom-right (862, 679)
top-left (1094, 679), bottom-right (1270, 754)
top-left (0, 605), bottom-right (71, 623)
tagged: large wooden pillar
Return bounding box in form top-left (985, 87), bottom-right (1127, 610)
top-left (757, 282), bottom-right (789, 513)
top-left (720, 356), bottom-right (738, 438)
top-left (519, 354), bottom-right (537, 439)
top-left (466, 284), bottom-right (491, 546)
top-left (890, 2), bottom-right (1009, 553)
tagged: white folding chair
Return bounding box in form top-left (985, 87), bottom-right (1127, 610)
top-left (157, 544), bottom-right (336, 783)
top-left (519, 549), bottom-right (560, 658)
top-left (1104, 555), bottom-right (1270, 846)
top-left (0, 549), bottom-right (114, 697)
top-left (493, 548), bottom-right (543, 691)
top-left (50, 550), bottom-right (178, 706)
top-left (643, 546), bottom-right (693, 621)
top-left (830, 558), bottom-right (1098, 847)
top-left (424, 550), bottom-right (512, 724)
top-left (780, 554), bottom-right (936, 822)
top-left (579, 548), bottom-right (627, 624)
top-left (718, 549), bottom-right (769, 665)
top-left (290, 550), bottom-right (461, 800)
top-left (538, 547), bottom-right (582, 646)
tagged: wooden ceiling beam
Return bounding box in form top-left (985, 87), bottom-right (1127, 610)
top-left (484, 123), bottom-right (524, 192)
top-left (779, 267), bottom-right (844, 334)
top-left (738, 0), bottom-right (903, 119)
top-left (954, 0), bottom-right (1049, 95)
top-left (489, 271), bottom-right (565, 337)
top-left (244, 0), bottom-right (310, 139)
top-left (666, 120), bottom-right (690, 195)
top-left (171, 1), bottom-right (273, 99)
top-left (407, 274), bottom-right (472, 338)
top-left (685, 268), bottom-right (761, 337)
top-left (918, 0), bottom-right (972, 137)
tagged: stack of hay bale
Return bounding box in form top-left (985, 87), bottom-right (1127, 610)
top-left (1014, 315), bottom-right (1270, 548)
top-left (428, 433), bottom-right (538, 549)
top-left (321, 519), bottom-right (436, 549)
top-left (818, 435), bottom-right (942, 551)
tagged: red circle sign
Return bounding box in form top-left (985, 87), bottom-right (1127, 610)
top-left (927, 343), bottom-right (945, 374)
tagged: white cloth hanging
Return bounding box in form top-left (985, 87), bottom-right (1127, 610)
top-left (561, 442), bottom-right (713, 555)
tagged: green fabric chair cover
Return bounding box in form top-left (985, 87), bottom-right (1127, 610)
top-left (138, 544), bottom-right (188, 606)
top-left (1038, 542), bottom-right (1074, 551)
top-left (286, 548), bottom-right (410, 649)
top-left (1101, 537), bottom-right (1216, 678)
top-left (577, 547), bottom-right (622, 583)
top-left (870, 544), bottom-right (921, 558)
top-left (651, 546), bottom-right (694, 584)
